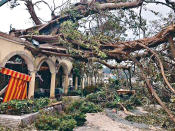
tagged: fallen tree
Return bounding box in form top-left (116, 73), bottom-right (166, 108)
top-left (3, 0), bottom-right (175, 124)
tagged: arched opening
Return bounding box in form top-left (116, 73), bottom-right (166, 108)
top-left (5, 55), bottom-right (28, 73)
top-left (34, 62), bottom-right (51, 98)
top-left (0, 55), bottom-right (28, 102)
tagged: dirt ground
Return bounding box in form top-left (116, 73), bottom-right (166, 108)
top-left (74, 108), bottom-right (163, 131)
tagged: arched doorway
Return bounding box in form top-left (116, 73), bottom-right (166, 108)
top-left (0, 55), bottom-right (29, 102)
top-left (5, 55), bottom-right (28, 73)
top-left (35, 62), bottom-right (51, 98)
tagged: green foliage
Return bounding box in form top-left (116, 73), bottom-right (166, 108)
top-left (60, 20), bottom-right (81, 41)
top-left (59, 119), bottom-right (77, 131)
top-left (72, 112), bottom-right (86, 126)
top-left (86, 90), bottom-right (106, 104)
top-left (108, 78), bottom-right (120, 89)
top-left (35, 98), bottom-right (87, 130)
top-left (67, 89), bottom-right (82, 96)
top-left (62, 97), bottom-right (101, 127)
top-left (35, 114), bottom-right (60, 130)
top-left (86, 85), bottom-right (121, 108)
top-left (34, 97), bottom-right (50, 111)
top-left (63, 97), bottom-right (102, 114)
top-left (35, 111), bottom-right (84, 131)
top-left (64, 99), bottom-right (83, 113)
top-left (125, 104), bottom-right (175, 130)
top-left (79, 101), bottom-right (102, 113)
top-left (0, 98), bottom-right (50, 115)
top-left (83, 85), bottom-right (100, 96)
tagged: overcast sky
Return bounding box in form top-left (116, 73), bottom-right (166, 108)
top-left (0, 0), bottom-right (172, 33)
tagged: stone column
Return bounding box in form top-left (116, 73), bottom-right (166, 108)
top-left (64, 74), bottom-right (69, 94)
top-left (87, 76), bottom-right (90, 86)
top-left (75, 76), bottom-right (78, 90)
top-left (50, 72), bottom-right (56, 98)
top-left (81, 77), bottom-right (85, 89)
top-left (28, 71), bottom-right (36, 99)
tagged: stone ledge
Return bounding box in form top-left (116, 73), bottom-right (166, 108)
top-left (0, 112), bottom-right (39, 128)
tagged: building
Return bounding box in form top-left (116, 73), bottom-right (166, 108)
top-left (0, 32), bottom-right (73, 99)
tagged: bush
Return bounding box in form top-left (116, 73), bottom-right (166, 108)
top-left (34, 97), bottom-right (50, 111)
top-left (61, 112), bottom-right (86, 127)
top-left (63, 97), bottom-right (102, 114)
top-left (108, 78), bottom-right (120, 89)
top-left (35, 112), bottom-right (80, 131)
top-left (35, 114), bottom-right (60, 130)
top-left (67, 89), bottom-right (82, 96)
top-left (0, 98), bottom-right (50, 115)
top-left (79, 101), bottom-right (102, 113)
top-left (72, 112), bottom-right (86, 126)
top-left (63, 98), bottom-right (83, 113)
top-left (86, 90), bottom-right (106, 104)
top-left (86, 87), bottom-right (121, 108)
top-left (59, 119), bottom-right (77, 131)
top-left (105, 101), bottom-right (119, 108)
top-left (83, 85), bottom-right (100, 96)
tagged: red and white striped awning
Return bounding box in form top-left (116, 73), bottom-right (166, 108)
top-left (0, 68), bottom-right (31, 102)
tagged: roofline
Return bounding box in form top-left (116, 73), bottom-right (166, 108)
top-left (0, 32), bottom-right (27, 45)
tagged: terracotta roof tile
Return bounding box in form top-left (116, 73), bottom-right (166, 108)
top-left (0, 31), bottom-right (27, 44)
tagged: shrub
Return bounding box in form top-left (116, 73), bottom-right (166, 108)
top-left (63, 98), bottom-right (102, 114)
top-left (108, 78), bottom-right (120, 89)
top-left (83, 85), bottom-right (100, 96)
top-left (34, 97), bottom-right (50, 111)
top-left (35, 114), bottom-right (60, 130)
top-left (0, 98), bottom-right (50, 115)
top-left (72, 112), bottom-right (86, 126)
top-left (105, 101), bottom-right (119, 108)
top-left (59, 119), bottom-right (77, 131)
top-left (0, 100), bottom-right (31, 115)
top-left (61, 112), bottom-right (86, 127)
top-left (86, 90), bottom-right (106, 104)
top-left (67, 89), bottom-right (82, 96)
top-left (79, 101), bottom-right (102, 113)
top-left (62, 97), bottom-right (83, 113)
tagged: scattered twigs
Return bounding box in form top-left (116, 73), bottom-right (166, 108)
top-left (137, 42), bottom-right (175, 94)
top-left (130, 56), bottom-right (175, 124)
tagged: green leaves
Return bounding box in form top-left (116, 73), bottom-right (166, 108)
top-left (35, 114), bottom-right (61, 130)
top-left (0, 98), bottom-right (50, 115)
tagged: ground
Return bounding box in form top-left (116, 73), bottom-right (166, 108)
top-left (75, 108), bottom-right (163, 131)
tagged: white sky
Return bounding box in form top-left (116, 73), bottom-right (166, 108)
top-left (0, 0), bottom-right (80, 33)
top-left (0, 0), bottom-right (173, 33)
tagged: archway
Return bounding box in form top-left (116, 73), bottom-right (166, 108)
top-left (35, 62), bottom-right (51, 98)
top-left (0, 51), bottom-right (34, 72)
top-left (0, 55), bottom-right (30, 102)
top-left (55, 61), bottom-right (71, 96)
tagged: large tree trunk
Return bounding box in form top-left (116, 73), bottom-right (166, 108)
top-left (25, 1), bottom-right (42, 25)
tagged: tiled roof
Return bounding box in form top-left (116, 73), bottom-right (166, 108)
top-left (0, 31), bottom-right (28, 44)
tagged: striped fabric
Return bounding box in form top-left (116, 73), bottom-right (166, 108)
top-left (0, 68), bottom-right (31, 102)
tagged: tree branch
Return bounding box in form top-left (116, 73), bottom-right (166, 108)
top-left (130, 56), bottom-right (175, 124)
top-left (25, 0), bottom-right (42, 25)
top-left (137, 42), bottom-right (175, 94)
